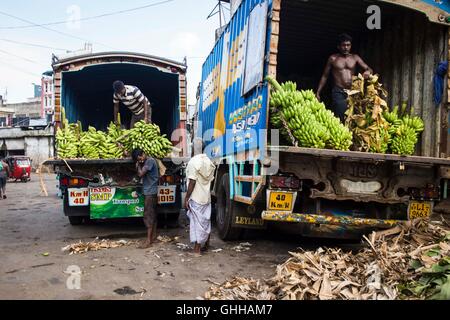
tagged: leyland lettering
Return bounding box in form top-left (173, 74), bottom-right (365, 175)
top-left (235, 216), bottom-right (264, 226)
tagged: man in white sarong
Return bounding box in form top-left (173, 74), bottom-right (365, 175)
top-left (185, 138), bottom-right (216, 256)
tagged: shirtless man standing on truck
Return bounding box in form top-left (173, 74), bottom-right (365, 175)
top-left (316, 33), bottom-right (373, 121)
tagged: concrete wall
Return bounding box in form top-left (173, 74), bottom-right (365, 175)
top-left (2, 99), bottom-right (41, 118)
top-left (0, 126), bottom-right (54, 168)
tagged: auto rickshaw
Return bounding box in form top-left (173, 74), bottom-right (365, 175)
top-left (6, 156), bottom-right (32, 182)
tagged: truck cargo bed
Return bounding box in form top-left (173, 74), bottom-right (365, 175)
top-left (269, 146), bottom-right (450, 166)
top-left (44, 157), bottom-right (190, 166)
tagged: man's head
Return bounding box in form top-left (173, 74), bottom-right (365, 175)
top-left (192, 137), bottom-right (205, 156)
top-left (132, 149), bottom-right (146, 163)
top-left (337, 33), bottom-right (352, 55)
top-left (113, 80), bottom-right (126, 96)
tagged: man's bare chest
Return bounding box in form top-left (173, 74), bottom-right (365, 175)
top-left (333, 57), bottom-right (357, 70)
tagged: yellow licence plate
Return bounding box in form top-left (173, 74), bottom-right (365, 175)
top-left (408, 201), bottom-right (432, 220)
top-left (268, 192), bottom-right (294, 211)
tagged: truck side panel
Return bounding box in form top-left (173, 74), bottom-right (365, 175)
top-left (198, 0), bottom-right (272, 160)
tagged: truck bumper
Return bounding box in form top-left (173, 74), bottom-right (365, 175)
top-left (261, 211), bottom-right (400, 229)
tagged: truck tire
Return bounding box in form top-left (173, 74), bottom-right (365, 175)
top-left (216, 173), bottom-right (243, 241)
top-left (68, 216), bottom-right (84, 225)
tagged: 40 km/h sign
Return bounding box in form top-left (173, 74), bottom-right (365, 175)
top-left (68, 188), bottom-right (89, 206)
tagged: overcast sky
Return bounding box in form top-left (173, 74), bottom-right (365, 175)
top-left (0, 0), bottom-right (227, 104)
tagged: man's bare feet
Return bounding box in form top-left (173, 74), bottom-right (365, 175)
top-left (137, 241), bottom-right (153, 249)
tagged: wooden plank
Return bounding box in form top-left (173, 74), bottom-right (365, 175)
top-left (272, 0), bottom-right (281, 11)
top-left (391, 18), bottom-right (402, 108)
top-left (373, 31), bottom-right (382, 76)
top-left (382, 20), bottom-right (394, 107)
top-left (421, 21), bottom-right (437, 157)
top-left (410, 15), bottom-right (425, 114)
top-left (268, 65), bottom-right (277, 77)
top-left (435, 25), bottom-right (446, 157)
top-left (270, 34), bottom-right (279, 53)
top-left (235, 175), bottom-right (264, 183)
top-left (401, 13), bottom-right (411, 107)
top-left (272, 9), bottom-right (280, 22)
top-left (234, 195), bottom-right (253, 204)
top-left (269, 52), bottom-right (277, 65)
top-left (410, 15), bottom-right (425, 154)
top-left (271, 21), bottom-right (279, 36)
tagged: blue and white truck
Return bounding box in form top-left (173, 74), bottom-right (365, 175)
top-left (197, 0), bottom-right (450, 239)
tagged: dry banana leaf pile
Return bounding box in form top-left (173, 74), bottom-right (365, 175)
top-left (61, 238), bottom-right (136, 255)
top-left (205, 220), bottom-right (450, 300)
top-left (345, 74), bottom-right (391, 153)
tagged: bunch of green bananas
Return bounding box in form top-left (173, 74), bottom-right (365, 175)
top-left (120, 121), bottom-right (173, 158)
top-left (78, 126), bottom-right (124, 159)
top-left (315, 108), bottom-right (353, 150)
top-left (266, 76), bottom-right (353, 151)
top-left (290, 104), bottom-right (329, 149)
top-left (55, 125), bottom-right (79, 158)
top-left (390, 124), bottom-right (418, 155)
top-left (107, 121), bottom-right (123, 141)
top-left (383, 105), bottom-right (424, 155)
top-left (79, 127), bottom-right (101, 159)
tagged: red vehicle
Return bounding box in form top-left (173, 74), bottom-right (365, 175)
top-left (6, 156), bottom-right (32, 182)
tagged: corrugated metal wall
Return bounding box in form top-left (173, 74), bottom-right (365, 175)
top-left (359, 11), bottom-right (449, 157)
top-left (198, 0), bottom-right (272, 160)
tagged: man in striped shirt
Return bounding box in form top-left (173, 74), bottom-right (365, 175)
top-left (113, 81), bottom-right (151, 128)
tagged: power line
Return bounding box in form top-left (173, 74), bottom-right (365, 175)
top-left (0, 61), bottom-right (42, 78)
top-left (0, 10), bottom-right (117, 50)
top-left (0, 48), bottom-right (47, 66)
top-left (0, 0), bottom-right (176, 30)
top-left (0, 38), bottom-right (69, 51)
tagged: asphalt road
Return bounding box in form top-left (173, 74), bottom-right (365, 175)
top-left (0, 173), bottom-right (315, 300)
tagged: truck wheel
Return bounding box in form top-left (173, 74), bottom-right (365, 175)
top-left (216, 173), bottom-right (243, 241)
top-left (68, 216), bottom-right (84, 225)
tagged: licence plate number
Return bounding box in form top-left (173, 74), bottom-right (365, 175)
top-left (268, 191), bottom-right (295, 212)
top-left (408, 201), bottom-right (432, 220)
top-left (158, 186), bottom-right (176, 204)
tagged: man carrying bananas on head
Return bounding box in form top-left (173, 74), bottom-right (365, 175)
top-left (113, 81), bottom-right (152, 128)
top-left (316, 33), bottom-right (373, 122)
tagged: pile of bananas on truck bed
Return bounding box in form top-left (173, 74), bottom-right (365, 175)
top-left (267, 75), bottom-right (425, 156)
top-left (56, 111), bottom-right (173, 159)
top-left (266, 76), bottom-right (353, 151)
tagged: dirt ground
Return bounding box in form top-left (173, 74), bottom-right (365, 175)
top-left (0, 173), bottom-right (317, 300)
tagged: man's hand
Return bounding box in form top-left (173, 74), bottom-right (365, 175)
top-left (185, 198), bottom-right (190, 211)
top-left (316, 92), bottom-right (321, 102)
top-left (362, 70), bottom-right (372, 79)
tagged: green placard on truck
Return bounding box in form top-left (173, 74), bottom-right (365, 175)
top-left (89, 187), bottom-right (144, 219)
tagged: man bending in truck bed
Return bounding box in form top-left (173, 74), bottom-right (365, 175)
top-left (113, 80), bottom-right (152, 128)
top-left (316, 33), bottom-right (373, 122)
